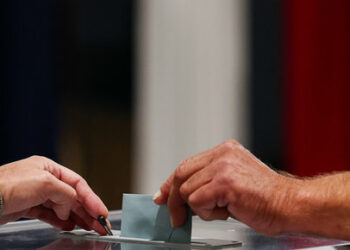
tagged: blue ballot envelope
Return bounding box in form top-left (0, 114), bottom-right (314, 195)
top-left (120, 193), bottom-right (192, 243)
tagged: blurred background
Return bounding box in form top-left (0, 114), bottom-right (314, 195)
top-left (1, 0), bottom-right (349, 210)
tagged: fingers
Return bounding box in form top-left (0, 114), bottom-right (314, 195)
top-left (179, 165), bottom-right (214, 201)
top-left (27, 203), bottom-right (105, 234)
top-left (43, 201), bottom-right (90, 232)
top-left (167, 177), bottom-right (188, 227)
top-left (0, 155), bottom-right (110, 234)
top-left (192, 207), bottom-right (229, 221)
top-left (157, 141), bottom-right (240, 227)
top-left (72, 179), bottom-right (108, 219)
top-left (71, 203), bottom-right (107, 235)
top-left (0, 210), bottom-right (27, 225)
top-left (167, 156), bottom-right (212, 227)
top-left (37, 198), bottom-right (107, 235)
top-left (69, 211), bottom-right (91, 231)
top-left (188, 183), bottom-right (218, 210)
top-left (25, 205), bottom-right (76, 231)
top-left (154, 144), bottom-right (224, 205)
top-left (188, 182), bottom-right (230, 221)
top-left (189, 180), bottom-right (231, 210)
top-left (43, 158), bottom-right (109, 219)
top-left (45, 175), bottom-right (77, 220)
top-left (155, 152), bottom-right (215, 226)
top-left (39, 157), bottom-right (110, 235)
top-left (169, 179), bottom-right (231, 223)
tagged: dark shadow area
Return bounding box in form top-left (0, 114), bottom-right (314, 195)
top-left (0, 0), bottom-right (135, 209)
top-left (249, 0), bottom-right (283, 170)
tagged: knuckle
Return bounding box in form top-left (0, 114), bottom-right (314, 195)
top-left (217, 157), bottom-right (234, 168)
top-left (220, 140), bottom-right (238, 151)
top-left (174, 166), bottom-right (186, 182)
top-left (178, 158), bottom-right (190, 170)
top-left (78, 178), bottom-right (88, 187)
top-left (40, 173), bottom-right (56, 195)
top-left (188, 194), bottom-right (201, 208)
top-left (42, 171), bottom-right (54, 185)
top-left (30, 155), bottom-right (50, 165)
top-left (187, 196), bottom-right (196, 207)
top-left (219, 140), bottom-right (246, 155)
top-left (216, 174), bottom-right (233, 187)
top-left (30, 155), bottom-right (44, 161)
top-left (40, 156), bottom-right (50, 161)
top-left (214, 158), bottom-right (235, 174)
top-left (179, 183), bottom-right (189, 197)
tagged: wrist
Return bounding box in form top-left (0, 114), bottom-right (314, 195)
top-left (285, 174), bottom-right (350, 239)
top-left (254, 174), bottom-right (302, 236)
top-left (278, 175), bottom-right (347, 237)
top-left (273, 175), bottom-right (307, 234)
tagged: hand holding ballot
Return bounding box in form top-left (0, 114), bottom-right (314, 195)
top-left (153, 140), bottom-right (289, 236)
top-left (154, 139), bottom-right (350, 240)
top-left (0, 156), bottom-right (110, 235)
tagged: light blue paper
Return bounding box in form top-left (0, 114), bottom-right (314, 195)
top-left (121, 242), bottom-right (182, 250)
top-left (121, 194), bottom-right (192, 244)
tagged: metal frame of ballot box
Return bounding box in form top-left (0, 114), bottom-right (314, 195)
top-left (0, 210), bottom-right (349, 249)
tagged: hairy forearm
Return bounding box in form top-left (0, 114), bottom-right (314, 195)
top-left (281, 173), bottom-right (350, 240)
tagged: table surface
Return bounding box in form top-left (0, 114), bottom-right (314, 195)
top-left (0, 210), bottom-right (348, 250)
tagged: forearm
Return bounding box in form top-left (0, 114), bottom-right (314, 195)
top-left (282, 173), bottom-right (350, 239)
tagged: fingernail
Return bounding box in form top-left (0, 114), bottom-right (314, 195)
top-left (153, 190), bottom-right (161, 201)
top-left (170, 217), bottom-right (175, 228)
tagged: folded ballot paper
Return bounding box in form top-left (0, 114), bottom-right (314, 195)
top-left (60, 194), bottom-right (241, 249)
top-left (121, 193), bottom-right (192, 243)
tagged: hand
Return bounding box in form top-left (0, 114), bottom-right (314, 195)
top-left (0, 156), bottom-right (110, 235)
top-left (154, 140), bottom-right (296, 236)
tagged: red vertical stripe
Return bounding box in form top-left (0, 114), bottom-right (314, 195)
top-left (284, 0), bottom-right (350, 176)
